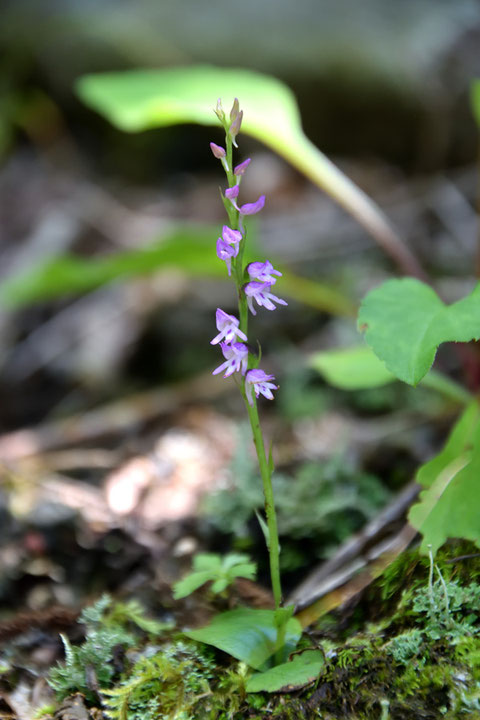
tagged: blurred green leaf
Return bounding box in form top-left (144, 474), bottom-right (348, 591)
top-left (173, 552), bottom-right (256, 600)
top-left (0, 225), bottom-right (352, 315)
top-left (470, 79), bottom-right (480, 129)
top-left (358, 278), bottom-right (480, 386)
top-left (311, 345), bottom-right (394, 389)
top-left (76, 65), bottom-right (398, 247)
top-left (0, 226), bottom-right (219, 307)
top-left (311, 344), bottom-right (471, 404)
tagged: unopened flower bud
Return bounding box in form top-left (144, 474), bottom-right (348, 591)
top-left (229, 110), bottom-right (243, 147)
top-left (214, 98), bottom-right (226, 123)
top-left (230, 97), bottom-right (240, 121)
top-left (210, 142), bottom-right (226, 159)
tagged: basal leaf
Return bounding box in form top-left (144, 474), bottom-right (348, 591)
top-left (246, 649), bottom-right (324, 693)
top-left (358, 278), bottom-right (480, 385)
top-left (185, 609), bottom-right (301, 670)
top-left (76, 65), bottom-right (397, 246)
top-left (409, 402), bottom-right (480, 555)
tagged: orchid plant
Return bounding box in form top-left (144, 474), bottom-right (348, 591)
top-left (209, 97), bottom-right (286, 612)
top-left (183, 99), bottom-right (324, 691)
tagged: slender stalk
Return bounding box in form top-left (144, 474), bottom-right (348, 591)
top-left (244, 397), bottom-right (282, 609)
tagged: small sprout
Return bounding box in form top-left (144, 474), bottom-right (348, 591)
top-left (173, 552), bottom-right (257, 599)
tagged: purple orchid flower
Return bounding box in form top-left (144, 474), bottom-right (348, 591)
top-left (222, 225), bottom-right (242, 245)
top-left (244, 281), bottom-right (288, 315)
top-left (239, 195), bottom-right (265, 215)
top-left (213, 342), bottom-right (249, 377)
top-left (245, 368), bottom-right (278, 406)
top-left (225, 185), bottom-right (240, 200)
top-left (234, 158), bottom-right (251, 176)
top-left (211, 309), bottom-right (247, 345)
top-left (247, 260), bottom-right (282, 285)
top-left (217, 238), bottom-right (238, 276)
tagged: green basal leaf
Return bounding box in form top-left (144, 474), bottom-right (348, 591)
top-left (409, 402), bottom-right (480, 555)
top-left (311, 345), bottom-right (394, 389)
top-left (185, 609), bottom-right (301, 670)
top-left (246, 649), bottom-right (324, 693)
top-left (358, 278), bottom-right (480, 386)
top-left (76, 65), bottom-right (397, 246)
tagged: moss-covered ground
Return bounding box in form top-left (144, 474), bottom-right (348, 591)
top-left (31, 542), bottom-right (480, 719)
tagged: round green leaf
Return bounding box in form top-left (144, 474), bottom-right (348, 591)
top-left (358, 278), bottom-right (480, 386)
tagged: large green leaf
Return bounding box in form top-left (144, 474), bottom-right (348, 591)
top-left (358, 278), bottom-right (480, 386)
top-left (409, 402), bottom-right (480, 554)
top-left (185, 609), bottom-right (301, 670)
top-left (246, 649), bottom-right (324, 693)
top-left (76, 65), bottom-right (399, 248)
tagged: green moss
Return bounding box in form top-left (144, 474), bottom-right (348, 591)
top-left (45, 546), bottom-right (480, 719)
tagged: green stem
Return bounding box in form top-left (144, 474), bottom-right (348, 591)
top-left (243, 396), bottom-right (282, 609)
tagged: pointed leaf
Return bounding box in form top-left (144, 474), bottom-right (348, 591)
top-left (185, 609), bottom-right (301, 670)
top-left (246, 649), bottom-right (324, 693)
top-left (358, 278), bottom-right (480, 385)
